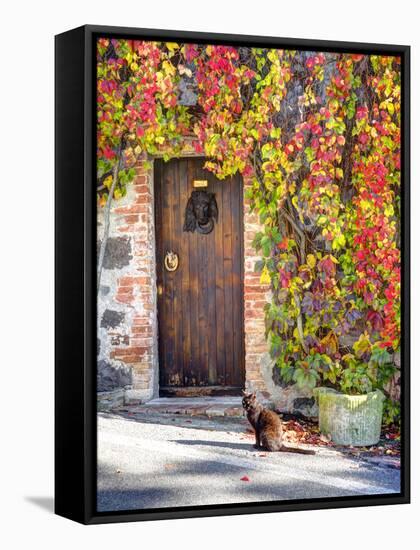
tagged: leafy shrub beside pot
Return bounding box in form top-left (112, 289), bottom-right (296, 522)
top-left (283, 332), bottom-right (398, 445)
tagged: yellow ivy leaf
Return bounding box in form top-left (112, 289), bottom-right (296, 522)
top-left (332, 233), bottom-right (346, 250)
top-left (353, 332), bottom-right (371, 358)
top-left (307, 254), bottom-right (316, 269)
top-left (384, 204), bottom-right (394, 217)
top-left (162, 60), bottom-right (176, 76)
top-left (320, 331), bottom-right (338, 355)
top-left (260, 265), bottom-right (271, 285)
top-left (103, 175), bottom-right (113, 189)
top-left (166, 42), bottom-right (179, 52)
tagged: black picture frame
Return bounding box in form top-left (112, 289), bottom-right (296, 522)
top-left (55, 24), bottom-right (410, 525)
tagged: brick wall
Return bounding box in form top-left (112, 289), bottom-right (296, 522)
top-left (242, 178), bottom-right (272, 397)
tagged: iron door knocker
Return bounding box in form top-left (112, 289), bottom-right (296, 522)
top-left (164, 251), bottom-right (179, 272)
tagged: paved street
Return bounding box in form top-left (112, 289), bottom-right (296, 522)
top-left (97, 412), bottom-right (400, 512)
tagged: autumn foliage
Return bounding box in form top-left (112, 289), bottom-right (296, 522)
top-left (97, 39), bottom-right (401, 423)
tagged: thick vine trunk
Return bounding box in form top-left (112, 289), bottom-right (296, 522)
top-left (293, 292), bottom-right (309, 354)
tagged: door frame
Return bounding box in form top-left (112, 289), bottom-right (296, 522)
top-left (153, 156), bottom-right (245, 397)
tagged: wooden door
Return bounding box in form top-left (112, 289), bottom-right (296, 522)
top-left (155, 158), bottom-right (244, 396)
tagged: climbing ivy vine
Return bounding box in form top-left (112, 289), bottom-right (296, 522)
top-left (97, 39), bottom-right (401, 423)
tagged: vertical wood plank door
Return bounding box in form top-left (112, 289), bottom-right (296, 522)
top-left (155, 158), bottom-right (245, 396)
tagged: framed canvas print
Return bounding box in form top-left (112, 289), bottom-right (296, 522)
top-left (55, 25), bottom-right (410, 524)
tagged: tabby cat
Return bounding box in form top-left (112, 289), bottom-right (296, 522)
top-left (242, 391), bottom-right (315, 455)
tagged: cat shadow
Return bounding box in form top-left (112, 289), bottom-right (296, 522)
top-left (171, 439), bottom-right (254, 451)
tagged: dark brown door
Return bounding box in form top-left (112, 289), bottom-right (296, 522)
top-left (155, 158), bottom-right (244, 396)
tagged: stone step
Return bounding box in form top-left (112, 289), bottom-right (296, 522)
top-left (116, 396), bottom-right (246, 417)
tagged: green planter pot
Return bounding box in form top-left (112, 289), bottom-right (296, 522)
top-left (313, 387), bottom-right (385, 446)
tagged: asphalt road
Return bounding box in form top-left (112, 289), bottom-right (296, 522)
top-left (97, 412), bottom-right (400, 512)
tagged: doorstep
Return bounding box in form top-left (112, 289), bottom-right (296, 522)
top-left (115, 396), bottom-right (247, 417)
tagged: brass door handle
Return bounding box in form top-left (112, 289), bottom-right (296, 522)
top-left (164, 251), bottom-right (179, 272)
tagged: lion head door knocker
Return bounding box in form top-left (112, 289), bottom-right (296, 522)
top-left (183, 190), bottom-right (218, 235)
top-left (164, 250), bottom-right (179, 272)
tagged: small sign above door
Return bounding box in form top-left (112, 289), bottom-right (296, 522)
top-left (193, 179), bottom-right (208, 188)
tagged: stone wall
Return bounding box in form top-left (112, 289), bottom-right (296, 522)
top-left (97, 156), bottom-right (309, 411)
top-left (97, 158), bottom-right (158, 404)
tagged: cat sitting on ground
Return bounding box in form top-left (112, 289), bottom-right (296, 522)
top-left (242, 391), bottom-right (315, 455)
